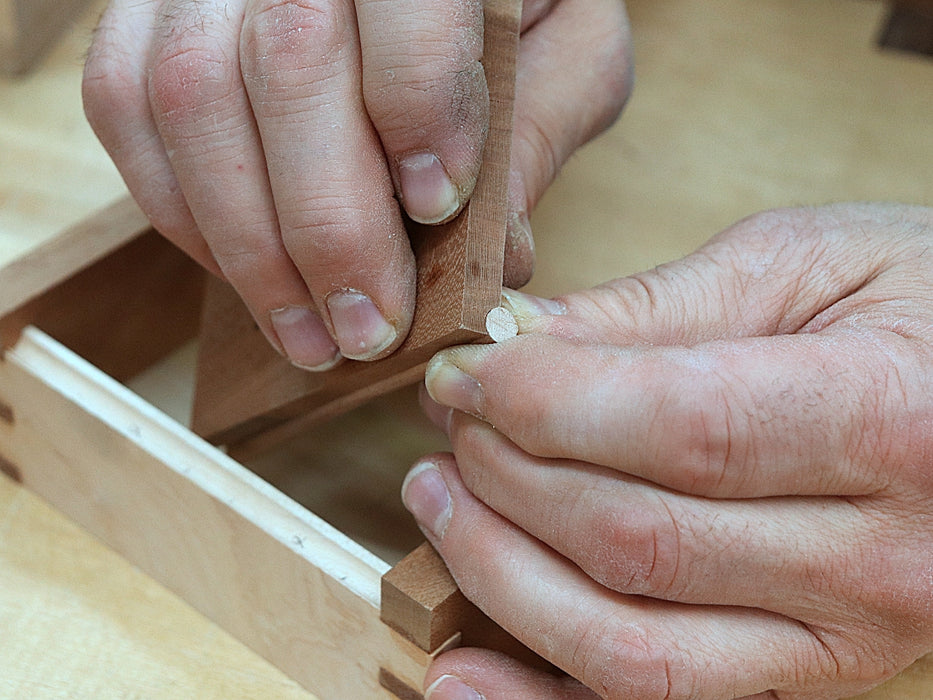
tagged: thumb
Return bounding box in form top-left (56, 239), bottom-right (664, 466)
top-left (506, 206), bottom-right (892, 347)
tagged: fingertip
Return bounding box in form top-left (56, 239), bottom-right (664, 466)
top-left (427, 648), bottom-right (597, 700)
top-left (425, 674), bottom-right (484, 700)
top-left (401, 458), bottom-right (453, 541)
top-left (503, 210), bottom-right (536, 289)
top-left (269, 305), bottom-right (342, 371)
top-left (424, 351), bottom-right (486, 417)
top-left (324, 289), bottom-right (400, 361)
top-left (503, 170), bottom-right (535, 289)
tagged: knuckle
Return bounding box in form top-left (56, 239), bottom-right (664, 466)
top-left (148, 45), bottom-right (231, 121)
top-left (83, 37), bottom-right (137, 135)
top-left (572, 617), bottom-right (688, 700)
top-left (360, 0), bottom-right (485, 141)
top-left (364, 54), bottom-right (488, 142)
top-left (148, 2), bottom-right (242, 121)
top-left (241, 0), bottom-right (349, 86)
top-left (588, 7), bottom-right (634, 134)
top-left (802, 625), bottom-right (904, 691)
top-left (448, 419), bottom-right (499, 499)
top-left (650, 372), bottom-right (741, 497)
top-left (579, 506), bottom-right (681, 599)
top-left (276, 199), bottom-right (384, 267)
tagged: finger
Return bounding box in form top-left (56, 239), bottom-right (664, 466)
top-left (355, 0), bottom-right (487, 225)
top-left (425, 649), bottom-right (781, 700)
top-left (446, 415), bottom-right (928, 636)
top-left (240, 0), bottom-right (415, 361)
top-left (401, 454), bottom-right (857, 700)
top-left (425, 329), bottom-right (921, 498)
top-left (147, 0), bottom-right (341, 370)
top-left (504, 0), bottom-right (633, 287)
top-left (426, 647), bottom-right (598, 700)
top-left (83, 0), bottom-right (218, 274)
top-left (503, 206), bottom-right (909, 347)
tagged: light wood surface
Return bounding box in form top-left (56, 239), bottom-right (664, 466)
top-left (1, 0), bottom-right (932, 698)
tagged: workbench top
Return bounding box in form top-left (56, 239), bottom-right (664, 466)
top-left (1, 1), bottom-right (931, 697)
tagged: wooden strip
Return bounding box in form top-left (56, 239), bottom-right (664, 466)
top-left (0, 196), bottom-right (151, 319)
top-left (0, 327), bottom-right (432, 698)
top-left (191, 0), bottom-right (522, 447)
top-left (0, 202), bottom-right (204, 382)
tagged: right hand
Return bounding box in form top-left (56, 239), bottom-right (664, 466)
top-left (83, 0), bottom-right (632, 370)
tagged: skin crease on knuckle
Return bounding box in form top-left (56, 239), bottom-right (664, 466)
top-left (241, 0), bottom-right (352, 86)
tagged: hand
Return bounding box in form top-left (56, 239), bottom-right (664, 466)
top-left (403, 203), bottom-right (933, 699)
top-left (82, 0), bottom-right (631, 370)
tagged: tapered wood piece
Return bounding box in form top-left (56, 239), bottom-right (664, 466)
top-left (381, 542), bottom-right (555, 678)
top-left (191, 0), bottom-right (522, 448)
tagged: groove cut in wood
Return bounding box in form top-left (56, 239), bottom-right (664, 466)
top-left (191, 0), bottom-right (522, 448)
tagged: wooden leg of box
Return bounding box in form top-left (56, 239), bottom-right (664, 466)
top-left (381, 542), bottom-right (554, 680)
top-left (382, 542), bottom-right (476, 653)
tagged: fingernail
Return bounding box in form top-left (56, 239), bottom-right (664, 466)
top-left (270, 305), bottom-right (341, 371)
top-left (503, 210), bottom-right (535, 288)
top-left (398, 152), bottom-right (461, 224)
top-left (501, 288), bottom-right (566, 329)
top-left (425, 675), bottom-right (484, 700)
top-left (424, 351), bottom-right (485, 416)
top-left (326, 290), bottom-right (398, 361)
top-left (402, 461), bottom-right (452, 540)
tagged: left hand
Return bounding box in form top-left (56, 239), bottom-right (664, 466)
top-left (402, 203), bottom-right (933, 699)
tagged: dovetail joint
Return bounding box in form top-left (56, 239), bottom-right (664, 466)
top-left (378, 668), bottom-right (423, 700)
top-left (0, 456), bottom-right (22, 483)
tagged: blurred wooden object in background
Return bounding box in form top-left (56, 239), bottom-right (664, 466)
top-left (879, 0), bottom-right (933, 55)
top-left (0, 0), bottom-right (93, 75)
